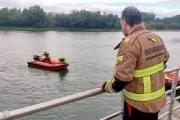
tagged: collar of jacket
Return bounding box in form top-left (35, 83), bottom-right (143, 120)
top-left (114, 38), bottom-right (125, 50)
top-left (129, 23), bottom-right (146, 35)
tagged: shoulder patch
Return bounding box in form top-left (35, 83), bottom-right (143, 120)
top-left (152, 38), bottom-right (156, 42)
top-left (124, 38), bottom-right (130, 43)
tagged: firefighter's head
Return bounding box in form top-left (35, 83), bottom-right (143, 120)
top-left (121, 6), bottom-right (142, 36)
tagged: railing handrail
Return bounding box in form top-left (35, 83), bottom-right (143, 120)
top-left (164, 66), bottom-right (180, 73)
top-left (0, 66), bottom-right (180, 120)
top-left (0, 88), bottom-right (103, 120)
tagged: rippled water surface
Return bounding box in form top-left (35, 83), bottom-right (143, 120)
top-left (0, 30), bottom-right (180, 120)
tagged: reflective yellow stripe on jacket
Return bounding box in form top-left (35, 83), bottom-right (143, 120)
top-left (123, 62), bottom-right (165, 101)
top-left (133, 62), bottom-right (164, 77)
top-left (123, 87), bottom-right (165, 101)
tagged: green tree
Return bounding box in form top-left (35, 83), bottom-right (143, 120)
top-left (22, 5), bottom-right (46, 27)
top-left (141, 12), bottom-right (156, 23)
top-left (0, 5), bottom-right (179, 29)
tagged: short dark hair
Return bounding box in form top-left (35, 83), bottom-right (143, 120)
top-left (121, 6), bottom-right (142, 27)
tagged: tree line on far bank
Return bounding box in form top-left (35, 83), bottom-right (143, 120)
top-left (0, 5), bottom-right (180, 29)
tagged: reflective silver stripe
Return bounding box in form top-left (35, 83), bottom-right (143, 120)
top-left (134, 62), bottom-right (164, 77)
top-left (143, 76), bottom-right (151, 93)
top-left (123, 87), bottom-right (165, 102)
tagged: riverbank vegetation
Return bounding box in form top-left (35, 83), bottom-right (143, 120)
top-left (0, 5), bottom-right (180, 30)
top-left (0, 27), bottom-right (121, 32)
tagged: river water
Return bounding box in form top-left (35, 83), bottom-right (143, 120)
top-left (0, 30), bottom-right (180, 120)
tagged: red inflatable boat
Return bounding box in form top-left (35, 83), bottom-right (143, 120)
top-left (27, 60), bottom-right (69, 71)
top-left (165, 72), bottom-right (180, 86)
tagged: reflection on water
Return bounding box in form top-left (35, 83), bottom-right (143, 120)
top-left (59, 69), bottom-right (69, 80)
top-left (28, 65), bottom-right (69, 80)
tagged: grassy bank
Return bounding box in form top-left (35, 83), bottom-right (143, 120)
top-left (0, 27), bottom-right (121, 32)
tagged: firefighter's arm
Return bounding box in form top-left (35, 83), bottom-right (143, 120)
top-left (103, 38), bottom-right (138, 93)
top-left (102, 76), bottom-right (129, 93)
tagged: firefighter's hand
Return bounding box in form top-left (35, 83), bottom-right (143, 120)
top-left (99, 81), bottom-right (114, 93)
top-left (98, 82), bottom-right (106, 91)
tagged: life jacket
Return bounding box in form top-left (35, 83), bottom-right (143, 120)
top-left (59, 58), bottom-right (66, 64)
top-left (43, 53), bottom-right (50, 63)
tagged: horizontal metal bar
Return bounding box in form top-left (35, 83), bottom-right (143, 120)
top-left (164, 77), bottom-right (180, 94)
top-left (166, 100), bottom-right (171, 106)
top-left (164, 86), bottom-right (180, 95)
top-left (176, 86), bottom-right (180, 90)
top-left (165, 89), bottom-right (173, 95)
top-left (158, 111), bottom-right (170, 119)
top-left (175, 96), bottom-right (180, 101)
top-left (165, 96), bottom-right (180, 106)
top-left (165, 67), bottom-right (180, 74)
top-left (99, 111), bottom-right (123, 120)
top-left (173, 104), bottom-right (180, 111)
top-left (0, 88), bottom-right (104, 120)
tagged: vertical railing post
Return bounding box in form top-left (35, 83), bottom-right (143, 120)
top-left (120, 91), bottom-right (124, 111)
top-left (167, 70), bottom-right (179, 120)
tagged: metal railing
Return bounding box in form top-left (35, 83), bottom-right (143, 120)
top-left (0, 66), bottom-right (180, 120)
top-left (159, 67), bottom-right (180, 120)
top-left (101, 66), bottom-right (180, 120)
